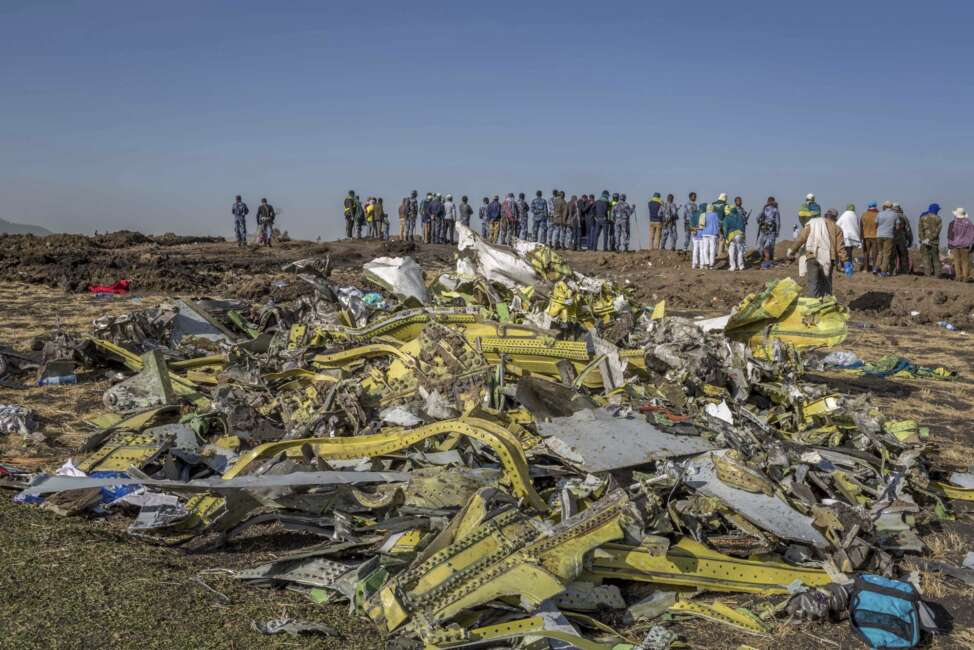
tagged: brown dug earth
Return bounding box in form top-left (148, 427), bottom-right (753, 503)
top-left (2, 233), bottom-right (974, 649)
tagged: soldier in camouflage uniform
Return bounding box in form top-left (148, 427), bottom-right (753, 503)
top-left (660, 193), bottom-right (680, 251)
top-left (479, 197), bottom-right (489, 238)
top-left (404, 190), bottom-right (419, 241)
top-left (613, 193), bottom-right (632, 252)
top-left (681, 192), bottom-right (698, 252)
top-left (516, 193), bottom-right (530, 240)
top-left (531, 190), bottom-right (549, 244)
top-left (917, 204), bottom-right (942, 277)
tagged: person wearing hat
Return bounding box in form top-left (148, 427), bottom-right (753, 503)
top-left (836, 204), bottom-right (861, 267)
top-left (647, 192), bottom-right (664, 250)
top-left (798, 193), bottom-right (821, 228)
top-left (874, 201), bottom-right (898, 276)
top-left (947, 208), bottom-right (974, 281)
top-left (917, 204), bottom-right (943, 277)
top-left (859, 201), bottom-right (880, 272)
top-left (353, 194), bottom-right (365, 239)
top-left (712, 193), bottom-right (730, 256)
top-left (232, 195), bottom-right (250, 247)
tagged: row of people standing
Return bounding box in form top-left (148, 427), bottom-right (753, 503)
top-left (342, 192), bottom-right (391, 240)
top-left (833, 202), bottom-right (974, 281)
top-left (475, 191), bottom-right (637, 252)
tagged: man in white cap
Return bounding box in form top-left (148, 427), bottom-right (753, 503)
top-left (947, 208), bottom-right (974, 281)
top-left (798, 193), bottom-right (822, 228)
top-left (712, 193), bottom-right (729, 255)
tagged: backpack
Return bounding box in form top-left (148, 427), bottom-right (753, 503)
top-left (849, 574), bottom-right (937, 648)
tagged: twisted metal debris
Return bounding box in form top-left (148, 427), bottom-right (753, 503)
top-left (6, 224), bottom-right (968, 648)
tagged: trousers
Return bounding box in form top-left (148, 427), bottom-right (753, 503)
top-left (727, 234), bottom-right (744, 270)
top-left (862, 238), bottom-right (878, 271)
top-left (805, 259), bottom-right (834, 297)
top-left (614, 218), bottom-right (630, 251)
top-left (648, 222), bottom-right (663, 249)
top-left (893, 240), bottom-right (910, 274)
top-left (234, 217), bottom-right (247, 245)
top-left (692, 238), bottom-right (703, 267)
top-left (876, 238), bottom-right (894, 274)
top-left (702, 236), bottom-right (717, 267)
top-left (953, 248), bottom-right (972, 281)
top-left (757, 230), bottom-right (776, 259)
top-left (533, 217), bottom-right (548, 246)
top-left (661, 222), bottom-right (678, 250)
top-left (590, 219), bottom-right (606, 251)
top-left (920, 244), bottom-right (940, 277)
top-left (441, 219), bottom-right (455, 244)
top-left (344, 215), bottom-right (353, 239)
top-left (683, 220), bottom-right (693, 251)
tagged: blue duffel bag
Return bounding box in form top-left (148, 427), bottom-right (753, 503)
top-left (849, 574), bottom-right (921, 648)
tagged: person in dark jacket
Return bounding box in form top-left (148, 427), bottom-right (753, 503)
top-left (458, 195), bottom-right (473, 230)
top-left (256, 198), bottom-right (276, 247)
top-left (591, 191), bottom-right (611, 251)
top-left (647, 193), bottom-right (664, 249)
top-left (232, 195), bottom-right (249, 247)
top-left (487, 195), bottom-right (502, 242)
top-left (341, 191), bottom-right (354, 240)
top-left (530, 191), bottom-right (548, 244)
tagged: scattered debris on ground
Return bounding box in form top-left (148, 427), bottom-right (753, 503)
top-left (1, 226), bottom-right (972, 648)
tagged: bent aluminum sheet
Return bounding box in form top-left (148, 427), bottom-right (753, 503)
top-left (24, 470), bottom-right (411, 496)
top-left (949, 472), bottom-right (974, 489)
top-left (537, 408), bottom-right (717, 472)
top-left (172, 299), bottom-right (232, 344)
top-left (457, 223), bottom-right (539, 290)
top-left (362, 256), bottom-right (429, 304)
top-left (686, 450), bottom-right (828, 548)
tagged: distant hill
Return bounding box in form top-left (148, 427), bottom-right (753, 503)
top-left (0, 218), bottom-right (52, 235)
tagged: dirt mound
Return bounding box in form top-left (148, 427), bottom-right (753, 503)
top-left (91, 230), bottom-right (153, 248)
top-left (151, 233), bottom-right (226, 246)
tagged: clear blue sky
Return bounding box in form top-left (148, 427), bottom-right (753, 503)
top-left (3, 0), bottom-right (972, 242)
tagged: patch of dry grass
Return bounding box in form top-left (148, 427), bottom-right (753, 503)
top-left (924, 529), bottom-right (967, 559)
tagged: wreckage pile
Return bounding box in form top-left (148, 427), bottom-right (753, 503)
top-left (4, 224), bottom-right (969, 648)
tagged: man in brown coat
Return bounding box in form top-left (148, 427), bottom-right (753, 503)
top-left (551, 191), bottom-right (569, 250)
top-left (859, 201), bottom-right (880, 272)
